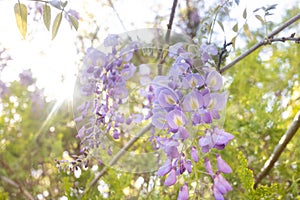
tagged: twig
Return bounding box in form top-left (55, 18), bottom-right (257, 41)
top-left (165, 0), bottom-right (178, 43)
top-left (220, 12), bottom-right (300, 73)
top-left (83, 123), bottom-right (152, 195)
top-left (268, 36), bottom-right (300, 43)
top-left (0, 175), bottom-right (35, 200)
top-left (107, 0), bottom-right (127, 32)
top-left (158, 0), bottom-right (178, 75)
top-left (217, 40), bottom-right (232, 71)
top-left (254, 111), bottom-right (300, 188)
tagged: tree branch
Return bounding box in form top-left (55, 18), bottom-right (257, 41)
top-left (254, 111), bottom-right (300, 188)
top-left (165, 0), bottom-right (178, 43)
top-left (83, 123), bottom-right (152, 195)
top-left (0, 175), bottom-right (35, 200)
top-left (220, 12), bottom-right (300, 73)
top-left (158, 0), bottom-right (178, 75)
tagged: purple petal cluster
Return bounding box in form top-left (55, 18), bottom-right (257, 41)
top-left (205, 155), bottom-right (233, 200)
top-left (76, 35), bottom-right (234, 200)
top-left (149, 42), bottom-right (233, 199)
top-left (198, 127), bottom-right (234, 153)
top-left (75, 35), bottom-right (152, 152)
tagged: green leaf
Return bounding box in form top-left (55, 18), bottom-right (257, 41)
top-left (52, 12), bottom-right (62, 40)
top-left (217, 20), bottom-right (224, 32)
top-left (14, 3), bottom-right (27, 39)
top-left (255, 15), bottom-right (265, 24)
top-left (266, 4), bottom-right (277, 12)
top-left (243, 23), bottom-right (251, 39)
top-left (231, 36), bottom-right (237, 49)
top-left (62, 1), bottom-right (68, 8)
top-left (69, 15), bottom-right (79, 31)
top-left (232, 23), bottom-right (238, 32)
top-left (43, 4), bottom-right (51, 31)
top-left (243, 8), bottom-right (247, 19)
top-left (237, 151), bottom-right (254, 193)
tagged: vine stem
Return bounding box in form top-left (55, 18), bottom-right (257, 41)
top-left (254, 111), bottom-right (300, 188)
top-left (220, 12), bottom-right (300, 73)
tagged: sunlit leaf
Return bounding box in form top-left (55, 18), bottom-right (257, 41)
top-left (243, 23), bottom-right (252, 39)
top-left (232, 23), bottom-right (238, 32)
top-left (231, 36), bottom-right (237, 49)
top-left (69, 15), bottom-right (79, 31)
top-left (255, 15), bottom-right (265, 24)
top-left (243, 8), bottom-right (247, 19)
top-left (14, 3), bottom-right (27, 39)
top-left (52, 12), bottom-right (62, 40)
top-left (43, 4), bottom-right (51, 31)
top-left (217, 20), bottom-right (224, 32)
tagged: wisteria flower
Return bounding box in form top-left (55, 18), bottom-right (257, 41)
top-left (162, 139), bottom-right (180, 159)
top-left (213, 184), bottom-right (224, 200)
top-left (19, 69), bottom-right (34, 86)
top-left (183, 73), bottom-right (204, 89)
top-left (120, 63), bottom-right (136, 80)
top-left (151, 110), bottom-right (168, 129)
top-left (199, 127), bottom-right (234, 153)
top-left (204, 157), bottom-right (214, 177)
top-left (166, 109), bottom-right (187, 130)
top-left (205, 71), bottom-right (223, 91)
top-left (209, 92), bottom-right (228, 111)
top-left (104, 34), bottom-right (119, 47)
top-left (183, 90), bottom-right (204, 111)
top-left (200, 43), bottom-right (218, 63)
top-left (157, 159), bottom-right (172, 176)
top-left (164, 168), bottom-right (177, 186)
top-left (213, 172), bottom-right (232, 195)
top-left (83, 47), bottom-right (107, 69)
top-left (216, 154), bottom-right (232, 174)
top-left (168, 42), bottom-right (185, 58)
top-left (190, 146), bottom-right (198, 162)
top-left (178, 183), bottom-right (189, 200)
top-left (158, 88), bottom-right (179, 108)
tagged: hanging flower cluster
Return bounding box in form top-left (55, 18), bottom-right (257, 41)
top-left (73, 31), bottom-right (234, 200)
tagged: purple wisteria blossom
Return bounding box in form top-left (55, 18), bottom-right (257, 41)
top-left (216, 154), bottom-right (232, 174)
top-left (75, 33), bottom-right (234, 200)
top-left (19, 70), bottom-right (34, 86)
top-left (205, 70), bottom-right (223, 91)
top-left (183, 90), bottom-right (203, 111)
top-left (205, 157), bottom-right (233, 200)
top-left (164, 168), bottom-right (177, 186)
top-left (198, 127), bottom-right (234, 153)
top-left (200, 43), bottom-right (218, 63)
top-left (178, 183), bottom-right (189, 200)
top-left (213, 172), bottom-right (233, 196)
top-left (205, 157), bottom-right (214, 177)
top-left (103, 34), bottom-right (119, 47)
top-left (190, 146), bottom-right (198, 163)
top-left (158, 88), bottom-right (179, 108)
top-left (156, 159), bottom-right (172, 176)
top-left (166, 109), bottom-right (187, 130)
